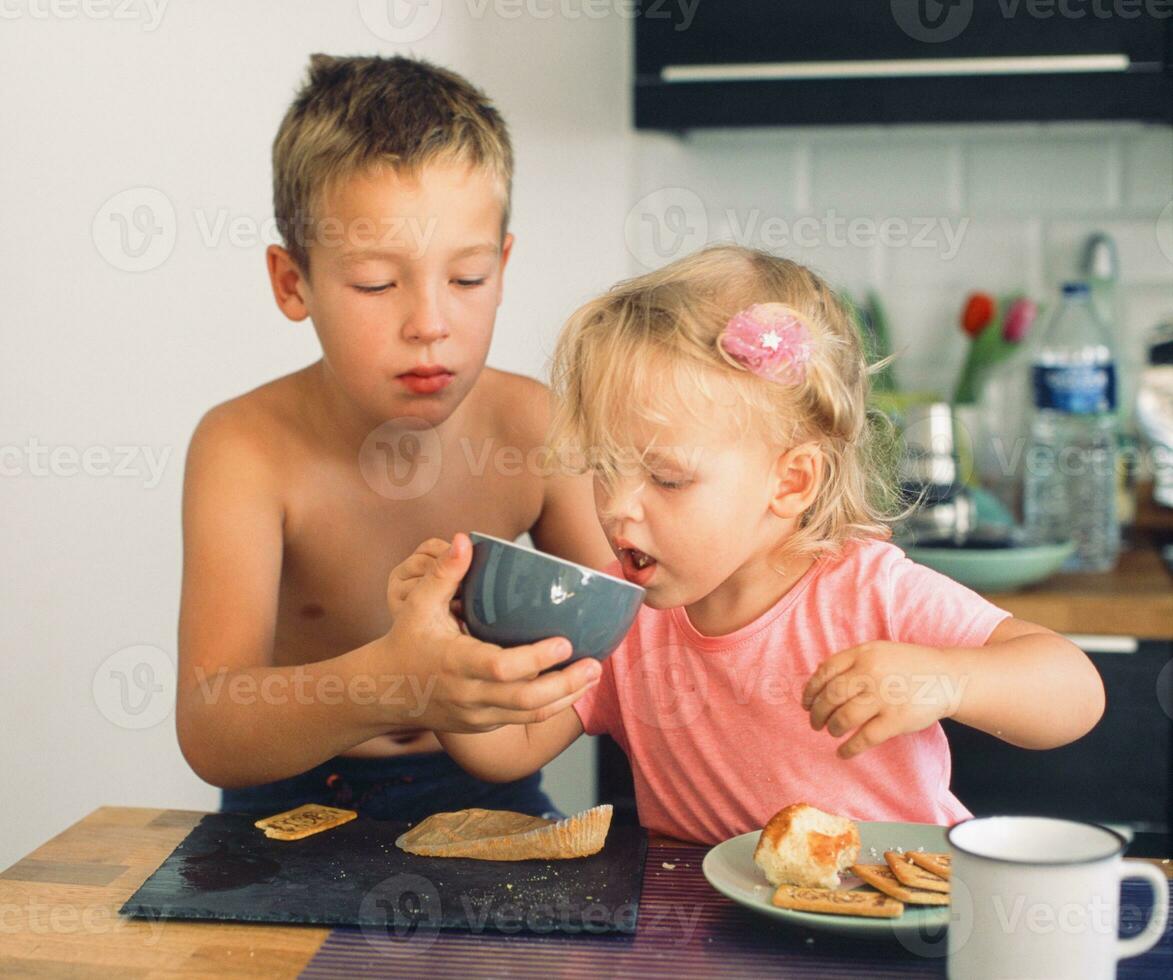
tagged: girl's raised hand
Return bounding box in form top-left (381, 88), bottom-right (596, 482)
top-left (801, 641), bottom-right (967, 759)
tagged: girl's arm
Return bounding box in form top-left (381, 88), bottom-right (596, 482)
top-left (803, 617), bottom-right (1106, 758)
top-left (940, 616), bottom-right (1105, 748)
top-left (437, 704), bottom-right (586, 783)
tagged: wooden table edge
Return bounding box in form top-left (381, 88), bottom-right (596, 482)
top-left (0, 807), bottom-right (1168, 977)
top-left (0, 806), bottom-right (331, 978)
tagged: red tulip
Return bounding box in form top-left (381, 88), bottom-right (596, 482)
top-left (1002, 297), bottom-right (1038, 344)
top-left (961, 292), bottom-right (996, 337)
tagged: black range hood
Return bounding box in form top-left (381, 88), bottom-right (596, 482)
top-left (635, 0), bottom-right (1173, 129)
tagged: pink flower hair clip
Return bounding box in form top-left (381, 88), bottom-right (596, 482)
top-left (718, 303), bottom-right (814, 384)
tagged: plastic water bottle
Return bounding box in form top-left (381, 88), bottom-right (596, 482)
top-left (1023, 282), bottom-right (1120, 572)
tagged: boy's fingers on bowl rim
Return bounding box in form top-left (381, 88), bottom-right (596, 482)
top-left (490, 660), bottom-right (601, 715)
top-left (472, 637), bottom-right (573, 683)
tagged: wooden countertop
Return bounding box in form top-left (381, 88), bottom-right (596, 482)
top-left (981, 536), bottom-right (1173, 638)
top-left (0, 807), bottom-right (324, 977)
top-left (1, 807), bottom-right (1168, 977)
top-left (980, 486), bottom-right (1173, 639)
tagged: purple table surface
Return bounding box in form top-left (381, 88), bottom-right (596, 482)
top-left (300, 841), bottom-right (1173, 979)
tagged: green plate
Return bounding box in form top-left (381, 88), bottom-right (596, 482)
top-left (905, 539), bottom-right (1076, 592)
top-left (702, 821), bottom-right (949, 939)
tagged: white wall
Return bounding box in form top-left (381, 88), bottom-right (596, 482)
top-left (3, 2), bottom-right (1171, 872)
top-left (0, 1), bottom-right (631, 871)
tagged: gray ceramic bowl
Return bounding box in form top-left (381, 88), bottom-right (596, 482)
top-left (461, 532), bottom-right (645, 663)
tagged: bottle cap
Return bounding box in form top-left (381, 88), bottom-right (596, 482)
top-left (1080, 233), bottom-right (1119, 282)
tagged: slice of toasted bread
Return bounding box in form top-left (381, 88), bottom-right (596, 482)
top-left (884, 851), bottom-right (950, 893)
top-left (772, 884), bottom-right (904, 918)
top-left (753, 803), bottom-right (861, 889)
top-left (395, 804), bottom-right (612, 860)
top-left (850, 864), bottom-right (951, 905)
top-left (907, 851), bottom-right (951, 880)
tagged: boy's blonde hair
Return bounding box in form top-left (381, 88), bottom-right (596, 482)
top-left (549, 245), bottom-right (902, 563)
top-left (272, 53), bottom-right (513, 274)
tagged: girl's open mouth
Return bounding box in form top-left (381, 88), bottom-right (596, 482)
top-left (618, 546), bottom-right (658, 586)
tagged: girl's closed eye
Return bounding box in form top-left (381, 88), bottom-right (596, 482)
top-left (453, 277), bottom-right (487, 288)
top-left (353, 282), bottom-right (395, 294)
top-left (650, 471), bottom-right (691, 491)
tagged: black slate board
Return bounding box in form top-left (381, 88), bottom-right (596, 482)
top-left (120, 812), bottom-right (647, 935)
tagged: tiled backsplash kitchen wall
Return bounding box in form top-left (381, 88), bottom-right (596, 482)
top-left (633, 123), bottom-right (1173, 409)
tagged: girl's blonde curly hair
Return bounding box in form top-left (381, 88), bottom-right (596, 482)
top-left (549, 245), bottom-right (904, 563)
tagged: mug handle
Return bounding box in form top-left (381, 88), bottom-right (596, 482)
top-left (1116, 860), bottom-right (1169, 961)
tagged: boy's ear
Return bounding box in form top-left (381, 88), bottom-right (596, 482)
top-left (768, 441), bottom-right (823, 520)
top-left (266, 244), bottom-right (310, 322)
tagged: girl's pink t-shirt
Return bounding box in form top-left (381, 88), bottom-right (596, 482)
top-left (573, 537), bottom-right (1011, 844)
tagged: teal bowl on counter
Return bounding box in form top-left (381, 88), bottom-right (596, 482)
top-left (904, 538), bottom-right (1076, 592)
top-left (461, 532), bottom-right (645, 663)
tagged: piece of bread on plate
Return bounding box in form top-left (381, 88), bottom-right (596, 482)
top-left (753, 802), bottom-right (861, 889)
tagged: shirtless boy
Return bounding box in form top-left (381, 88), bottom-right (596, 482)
top-left (176, 54), bottom-right (609, 821)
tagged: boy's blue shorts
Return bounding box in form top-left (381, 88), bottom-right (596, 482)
top-left (219, 751), bottom-right (560, 822)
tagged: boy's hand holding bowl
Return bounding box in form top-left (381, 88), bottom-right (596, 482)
top-left (383, 532), bottom-right (643, 732)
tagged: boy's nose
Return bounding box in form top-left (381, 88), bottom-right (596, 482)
top-left (402, 290), bottom-right (449, 346)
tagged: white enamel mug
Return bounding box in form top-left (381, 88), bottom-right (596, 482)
top-left (945, 816), bottom-right (1168, 980)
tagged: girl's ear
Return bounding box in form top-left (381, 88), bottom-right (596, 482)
top-left (768, 441), bottom-right (823, 520)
